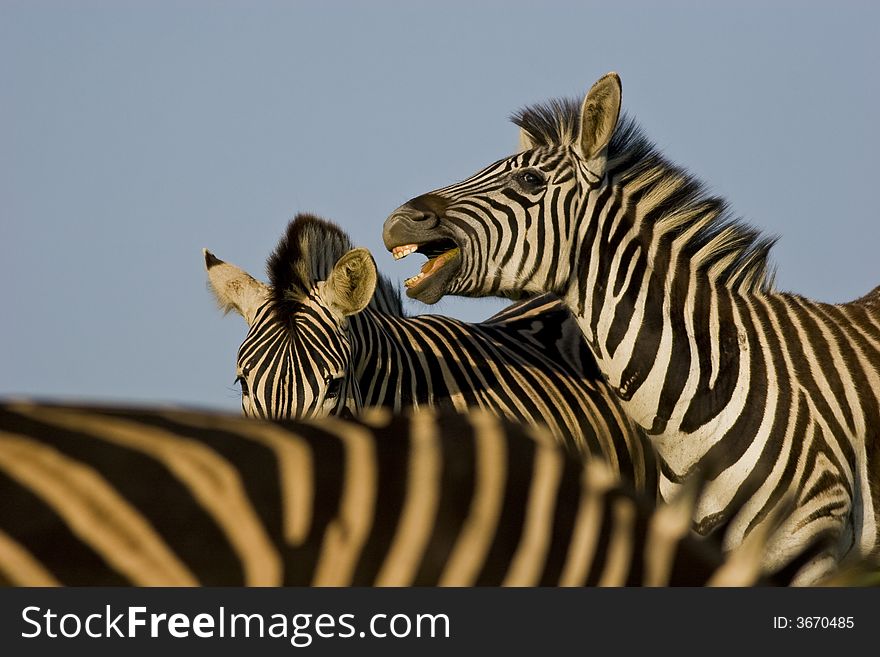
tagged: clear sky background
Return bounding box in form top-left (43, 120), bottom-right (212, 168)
top-left (2, 1), bottom-right (878, 413)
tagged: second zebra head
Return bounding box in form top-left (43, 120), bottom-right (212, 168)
top-left (204, 215), bottom-right (389, 418)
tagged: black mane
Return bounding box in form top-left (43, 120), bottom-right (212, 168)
top-left (266, 213), bottom-right (403, 317)
top-left (512, 98), bottom-right (776, 292)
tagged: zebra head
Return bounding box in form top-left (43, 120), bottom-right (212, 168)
top-left (384, 72), bottom-right (623, 304)
top-left (205, 214), bottom-right (380, 419)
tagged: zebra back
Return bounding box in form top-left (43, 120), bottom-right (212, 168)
top-left (0, 401), bottom-right (783, 586)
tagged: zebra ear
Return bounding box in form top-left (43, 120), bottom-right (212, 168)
top-left (578, 72), bottom-right (622, 164)
top-left (324, 247), bottom-right (378, 317)
top-left (518, 127), bottom-right (537, 152)
top-left (204, 249), bottom-right (270, 326)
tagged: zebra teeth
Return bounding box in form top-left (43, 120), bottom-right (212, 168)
top-left (404, 271), bottom-right (426, 288)
top-left (393, 244), bottom-right (419, 260)
top-left (403, 247), bottom-right (461, 289)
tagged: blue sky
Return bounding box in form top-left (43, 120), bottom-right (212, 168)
top-left (2, 1), bottom-right (878, 412)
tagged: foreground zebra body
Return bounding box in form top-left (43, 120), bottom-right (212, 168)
top-left (384, 73), bottom-right (880, 583)
top-left (206, 214), bottom-right (657, 493)
top-left (0, 401), bottom-right (774, 586)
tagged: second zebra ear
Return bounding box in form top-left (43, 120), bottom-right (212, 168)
top-left (518, 127), bottom-right (537, 152)
top-left (324, 248), bottom-right (378, 317)
top-left (204, 249), bottom-right (270, 326)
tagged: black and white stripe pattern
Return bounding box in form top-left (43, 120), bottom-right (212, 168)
top-left (0, 401), bottom-right (777, 586)
top-left (383, 73), bottom-right (880, 584)
top-left (207, 214), bottom-right (658, 494)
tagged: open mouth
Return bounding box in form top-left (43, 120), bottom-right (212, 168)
top-left (391, 238), bottom-right (461, 296)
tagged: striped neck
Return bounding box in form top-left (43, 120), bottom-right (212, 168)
top-left (348, 310), bottom-right (416, 411)
top-left (561, 169), bottom-right (761, 451)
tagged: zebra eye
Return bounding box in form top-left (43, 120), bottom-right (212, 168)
top-left (519, 170), bottom-right (545, 188)
top-left (325, 376), bottom-right (343, 400)
top-left (234, 375), bottom-right (249, 397)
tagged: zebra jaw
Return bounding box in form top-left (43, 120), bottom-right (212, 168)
top-left (403, 247), bottom-right (461, 290)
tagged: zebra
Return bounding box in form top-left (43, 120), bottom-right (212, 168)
top-left (382, 72), bottom-right (880, 584)
top-left (0, 400), bottom-right (787, 586)
top-left (205, 213), bottom-right (658, 494)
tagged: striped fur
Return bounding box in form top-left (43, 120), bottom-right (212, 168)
top-left (207, 214), bottom-right (658, 494)
top-left (0, 401), bottom-right (778, 586)
top-left (383, 73), bottom-right (880, 584)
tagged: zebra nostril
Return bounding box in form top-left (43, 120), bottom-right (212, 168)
top-left (384, 194), bottom-right (450, 247)
top-left (412, 211), bottom-right (438, 224)
top-left (383, 210), bottom-right (438, 248)
top-left (392, 210), bottom-right (438, 226)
